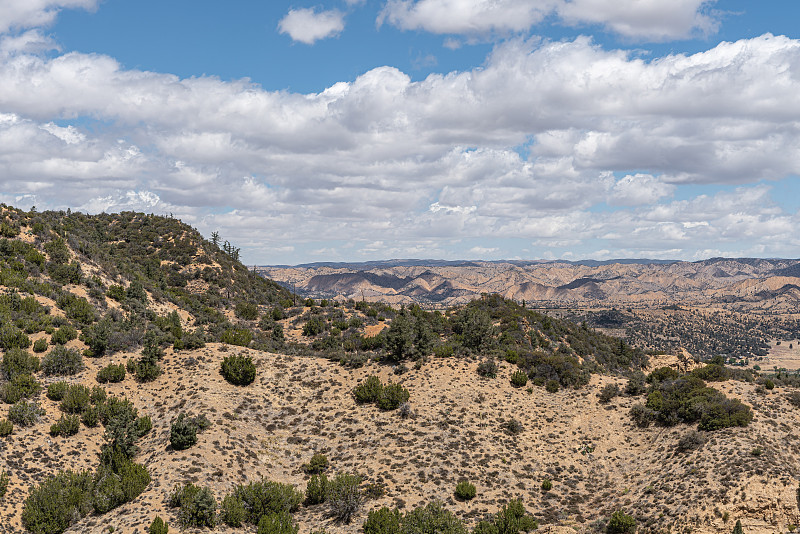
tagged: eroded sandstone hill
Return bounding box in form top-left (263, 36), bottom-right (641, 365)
top-left (261, 258), bottom-right (800, 311)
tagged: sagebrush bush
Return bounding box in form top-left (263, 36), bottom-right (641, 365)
top-left (227, 479), bottom-right (303, 525)
top-left (353, 375), bottom-right (383, 404)
top-left (96, 363), bottom-right (126, 383)
top-left (477, 359), bottom-right (498, 378)
top-left (302, 453), bottom-right (329, 474)
top-left (510, 370), bottom-right (528, 387)
top-left (21, 470), bottom-right (94, 534)
top-left (8, 399), bottom-right (45, 426)
top-left (46, 381), bottom-right (69, 401)
top-left (305, 474), bottom-right (328, 505)
top-left (0, 324), bottom-right (31, 350)
top-left (221, 494), bottom-right (247, 527)
top-left (169, 483), bottom-right (217, 528)
top-left (149, 516), bottom-right (169, 534)
top-left (327, 473), bottom-right (362, 523)
top-left (455, 480), bottom-right (476, 500)
top-left (606, 510), bottom-right (636, 534)
top-left (51, 325), bottom-right (78, 345)
top-left (257, 511), bottom-right (299, 534)
top-left (541, 478), bottom-right (553, 491)
top-left (170, 413), bottom-right (198, 450)
top-left (60, 384), bottom-right (91, 414)
top-left (0, 373), bottom-right (41, 404)
top-left (0, 419), bottom-right (12, 436)
top-left (0, 469), bottom-right (8, 498)
top-left (404, 501), bottom-right (467, 534)
top-left (363, 507), bottom-right (402, 534)
top-left (235, 301), bottom-right (259, 320)
top-left (377, 383), bottom-right (410, 411)
top-left (598, 383), bottom-right (620, 403)
top-left (1, 347), bottom-right (39, 380)
top-left (32, 338), bottom-right (48, 353)
top-left (41, 345), bottom-right (83, 376)
top-left (221, 354), bottom-right (256, 385)
top-left (50, 414), bottom-right (80, 437)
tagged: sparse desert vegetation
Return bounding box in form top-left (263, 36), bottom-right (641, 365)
top-left (0, 205), bottom-right (799, 534)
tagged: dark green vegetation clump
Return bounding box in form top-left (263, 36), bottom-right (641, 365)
top-left (353, 375), bottom-right (410, 411)
top-left (630, 361), bottom-right (753, 431)
top-left (364, 499), bottom-right (537, 534)
top-left (221, 353), bottom-right (257, 385)
top-left (169, 412), bottom-right (211, 450)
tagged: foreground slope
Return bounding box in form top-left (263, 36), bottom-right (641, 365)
top-left (3, 347), bottom-right (800, 534)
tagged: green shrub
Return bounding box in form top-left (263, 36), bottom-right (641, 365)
top-left (0, 418), bottom-right (12, 436)
top-left (0, 373), bottom-right (41, 403)
top-left (302, 316), bottom-right (325, 337)
top-left (0, 324), bottom-right (31, 350)
top-left (60, 384), bottom-right (91, 414)
top-left (257, 511), bottom-right (298, 534)
top-left (606, 510), bottom-right (636, 534)
top-left (494, 499), bottom-right (537, 534)
top-left (327, 473), bottom-right (362, 523)
top-left (50, 414), bottom-right (80, 437)
top-left (51, 325), bottom-right (78, 345)
top-left (502, 418), bottom-right (524, 435)
top-left (377, 383), bottom-right (410, 411)
top-left (1, 347), bottom-right (39, 380)
top-left (32, 338), bottom-right (48, 353)
top-left (647, 366), bottom-right (679, 383)
top-left (221, 327), bottom-right (253, 347)
top-left (454, 480), bottom-right (476, 500)
top-left (46, 381), bottom-right (69, 401)
top-left (477, 359), bottom-right (498, 378)
top-left (0, 469), bottom-right (8, 498)
top-left (303, 453), bottom-right (329, 474)
top-left (510, 370), bottom-right (528, 387)
top-left (227, 479), bottom-right (303, 525)
top-left (82, 406), bottom-right (99, 427)
top-left (92, 455), bottom-right (150, 513)
top-left (170, 413), bottom-right (198, 450)
top-left (107, 285), bottom-right (125, 302)
top-left (364, 507), bottom-right (402, 534)
top-left (42, 345), bottom-right (83, 376)
top-left (236, 301), bottom-right (259, 320)
top-left (136, 415), bottom-right (153, 437)
top-left (541, 478), bottom-right (552, 491)
top-left (220, 494), bottom-right (246, 527)
top-left (305, 474), bottom-right (328, 505)
top-left (221, 354), bottom-right (256, 385)
top-left (403, 501), bottom-right (467, 534)
top-left (598, 383), bottom-right (620, 403)
top-left (21, 470), bottom-right (94, 534)
top-left (149, 516), bottom-right (169, 534)
top-left (353, 375), bottom-right (383, 404)
top-left (97, 363), bottom-right (126, 383)
top-left (8, 399), bottom-right (45, 426)
top-left (169, 483), bottom-right (217, 528)
top-left (545, 379), bottom-right (560, 393)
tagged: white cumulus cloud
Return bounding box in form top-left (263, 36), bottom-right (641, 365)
top-left (0, 0), bottom-right (99, 34)
top-left (278, 8), bottom-right (345, 45)
top-left (379, 0), bottom-right (718, 41)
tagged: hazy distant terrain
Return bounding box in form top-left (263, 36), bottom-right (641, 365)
top-left (261, 258), bottom-right (800, 310)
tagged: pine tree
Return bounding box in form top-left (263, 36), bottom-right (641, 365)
top-left (732, 519), bottom-right (743, 534)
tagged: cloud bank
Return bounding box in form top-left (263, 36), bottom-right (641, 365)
top-left (0, 1), bottom-right (796, 263)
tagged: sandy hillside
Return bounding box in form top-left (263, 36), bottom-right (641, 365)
top-left (2, 345), bottom-right (800, 534)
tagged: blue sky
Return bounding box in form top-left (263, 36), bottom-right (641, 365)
top-left (0, 1), bottom-right (799, 264)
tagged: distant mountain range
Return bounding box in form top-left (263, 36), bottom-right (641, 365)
top-left (259, 257), bottom-right (800, 309)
